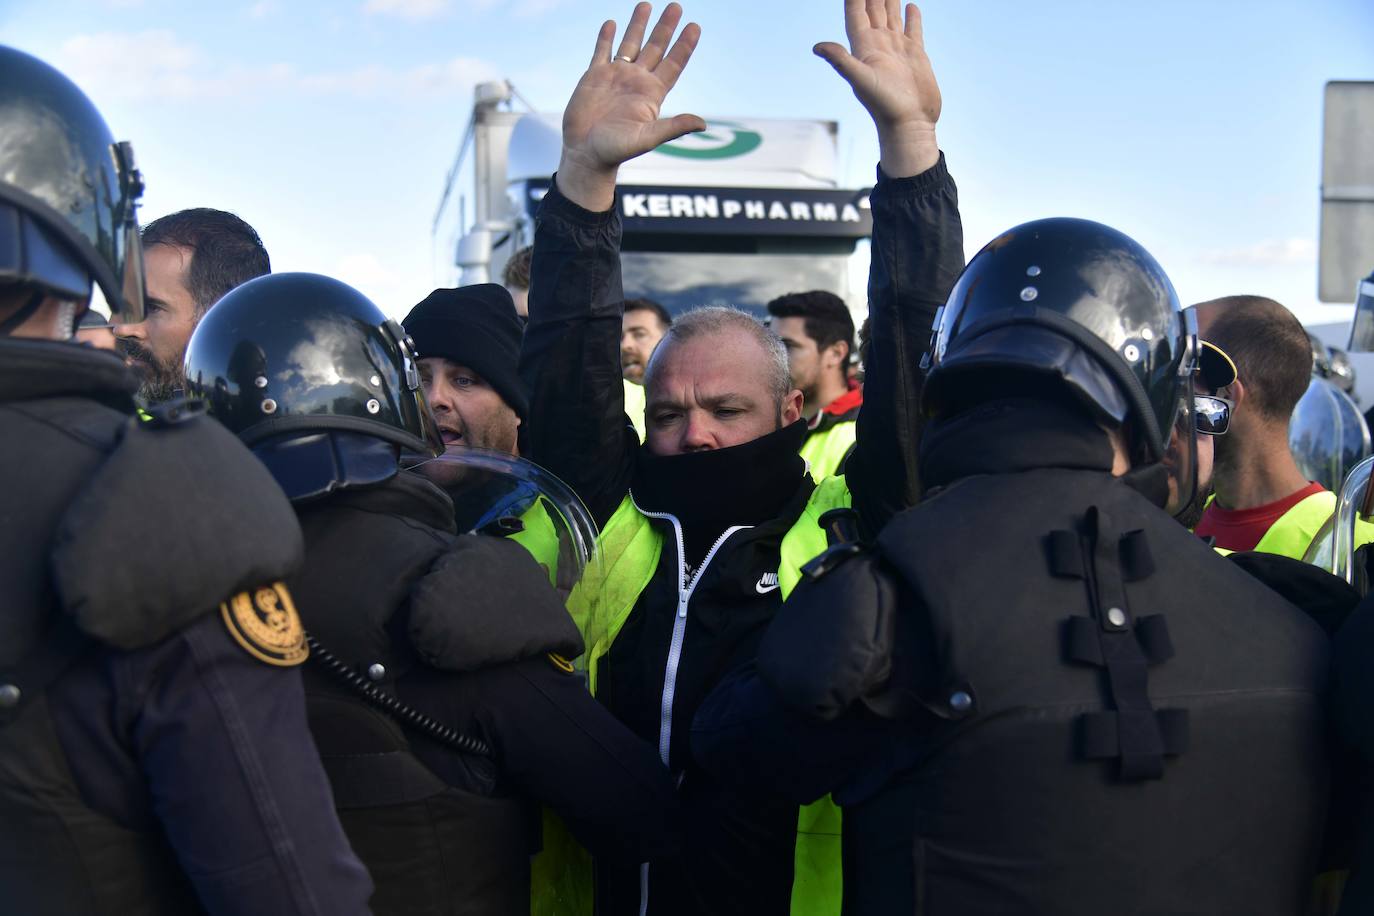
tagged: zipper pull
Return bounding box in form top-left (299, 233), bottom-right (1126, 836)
top-left (677, 599), bottom-right (688, 619)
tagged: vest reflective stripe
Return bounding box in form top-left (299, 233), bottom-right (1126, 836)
top-left (545, 479), bottom-right (853, 916)
top-left (799, 420), bottom-right (856, 482)
top-left (624, 379), bottom-right (647, 443)
top-left (778, 474), bottom-right (851, 916)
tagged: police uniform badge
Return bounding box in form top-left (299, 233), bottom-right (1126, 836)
top-left (220, 583), bottom-right (309, 667)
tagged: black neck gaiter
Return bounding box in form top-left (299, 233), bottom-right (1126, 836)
top-left (633, 419), bottom-right (810, 569)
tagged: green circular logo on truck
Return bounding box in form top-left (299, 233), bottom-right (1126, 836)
top-left (658, 121), bottom-right (762, 159)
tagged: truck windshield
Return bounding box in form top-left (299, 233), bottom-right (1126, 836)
top-left (620, 251), bottom-right (856, 317)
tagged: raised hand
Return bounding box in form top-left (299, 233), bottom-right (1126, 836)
top-left (558, 2), bottom-right (705, 211)
top-left (815, 0), bottom-right (941, 177)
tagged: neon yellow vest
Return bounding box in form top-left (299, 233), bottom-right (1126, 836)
top-left (1253, 491), bottom-right (1341, 560)
top-left (778, 475), bottom-right (851, 916)
top-left (1203, 490), bottom-right (1374, 562)
top-left (509, 499), bottom-right (561, 587)
top-left (799, 420), bottom-right (857, 482)
top-left (532, 476), bottom-right (852, 916)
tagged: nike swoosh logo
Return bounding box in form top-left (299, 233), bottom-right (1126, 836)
top-left (755, 573), bottom-right (780, 595)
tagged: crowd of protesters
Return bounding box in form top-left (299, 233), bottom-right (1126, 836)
top-left (4, 1), bottom-right (1374, 915)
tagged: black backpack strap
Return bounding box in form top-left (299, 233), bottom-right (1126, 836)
top-left (1056, 507), bottom-right (1188, 781)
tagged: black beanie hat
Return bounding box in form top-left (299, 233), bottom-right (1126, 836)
top-left (403, 284), bottom-right (528, 421)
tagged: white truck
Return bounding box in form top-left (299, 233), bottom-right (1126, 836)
top-left (434, 80), bottom-right (873, 317)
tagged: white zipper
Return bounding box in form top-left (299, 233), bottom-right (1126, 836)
top-left (630, 493), bottom-right (752, 915)
top-left (632, 494), bottom-right (749, 765)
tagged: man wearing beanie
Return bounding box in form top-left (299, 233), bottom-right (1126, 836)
top-left (404, 283), bottom-right (528, 457)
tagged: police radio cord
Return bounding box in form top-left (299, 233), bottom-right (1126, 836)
top-left (305, 633), bottom-right (492, 757)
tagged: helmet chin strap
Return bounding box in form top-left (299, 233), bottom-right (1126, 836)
top-left (0, 291), bottom-right (45, 336)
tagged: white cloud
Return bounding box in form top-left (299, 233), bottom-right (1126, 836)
top-left (298, 56), bottom-right (500, 97)
top-left (57, 30), bottom-right (207, 101)
top-left (362, 0), bottom-right (459, 20)
top-left (1197, 238), bottom-right (1318, 267)
top-left (55, 30), bottom-right (498, 102)
top-left (361, 0), bottom-right (568, 20)
top-left (510, 0), bottom-right (571, 16)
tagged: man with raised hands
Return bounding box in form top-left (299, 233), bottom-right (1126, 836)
top-left (519, 2), bottom-right (963, 913)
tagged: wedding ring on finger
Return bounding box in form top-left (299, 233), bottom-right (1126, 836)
top-left (614, 54), bottom-right (638, 63)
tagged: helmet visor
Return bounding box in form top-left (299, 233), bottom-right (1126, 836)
top-left (106, 141), bottom-right (146, 325)
top-left (1162, 373), bottom-right (1200, 519)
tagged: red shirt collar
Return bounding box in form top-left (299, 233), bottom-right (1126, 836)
top-left (821, 383), bottom-right (863, 417)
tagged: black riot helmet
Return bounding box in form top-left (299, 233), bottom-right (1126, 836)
top-left (0, 45), bottom-right (146, 330)
top-left (924, 217), bottom-right (1197, 467)
top-left (184, 273), bottom-right (442, 479)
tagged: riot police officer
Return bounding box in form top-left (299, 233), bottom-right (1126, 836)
top-left (184, 271), bottom-right (679, 916)
top-left (693, 217), bottom-right (1331, 915)
top-left (0, 46), bottom-right (373, 914)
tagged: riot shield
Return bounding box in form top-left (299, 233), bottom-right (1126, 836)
top-left (403, 447), bottom-right (599, 597)
top-left (1289, 376), bottom-right (1371, 491)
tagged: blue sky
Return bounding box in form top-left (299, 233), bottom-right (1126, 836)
top-left (3, 0), bottom-right (1372, 325)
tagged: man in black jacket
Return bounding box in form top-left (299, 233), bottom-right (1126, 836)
top-left (518, 2), bottom-right (962, 913)
top-left (186, 271), bottom-right (679, 916)
top-left (0, 46), bottom-right (372, 915)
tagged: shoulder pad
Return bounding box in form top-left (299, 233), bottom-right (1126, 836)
top-left (52, 412), bottom-right (305, 650)
top-left (758, 549), bottom-right (898, 720)
top-left (408, 534), bottom-right (584, 673)
top-left (220, 582), bottom-right (310, 667)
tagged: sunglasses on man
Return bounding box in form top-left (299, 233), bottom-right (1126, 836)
top-left (1194, 394), bottom-right (1232, 436)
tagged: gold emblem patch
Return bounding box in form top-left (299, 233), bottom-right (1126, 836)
top-left (547, 652), bottom-right (576, 674)
top-left (220, 583), bottom-right (309, 667)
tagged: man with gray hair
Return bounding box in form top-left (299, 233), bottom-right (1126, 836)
top-left (517, 3), bottom-right (963, 913)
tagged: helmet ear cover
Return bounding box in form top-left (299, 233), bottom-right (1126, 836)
top-left (251, 431), bottom-right (400, 503)
top-left (0, 199), bottom-right (93, 307)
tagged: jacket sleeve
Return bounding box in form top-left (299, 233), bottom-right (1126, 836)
top-left (690, 662), bottom-right (893, 805)
top-left (125, 614), bottom-right (374, 916)
top-left (519, 179), bottom-right (639, 528)
top-left (847, 154), bottom-right (964, 536)
top-left (694, 548), bottom-right (942, 806)
top-left (401, 657), bottom-right (680, 860)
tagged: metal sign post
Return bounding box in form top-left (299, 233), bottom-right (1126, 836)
top-left (1320, 81), bottom-right (1374, 311)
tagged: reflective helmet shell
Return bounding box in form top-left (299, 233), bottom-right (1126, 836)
top-left (0, 45), bottom-right (145, 322)
top-left (925, 217), bottom-right (1194, 463)
top-left (1289, 375), bottom-right (1371, 492)
top-left (183, 272), bottom-right (442, 456)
